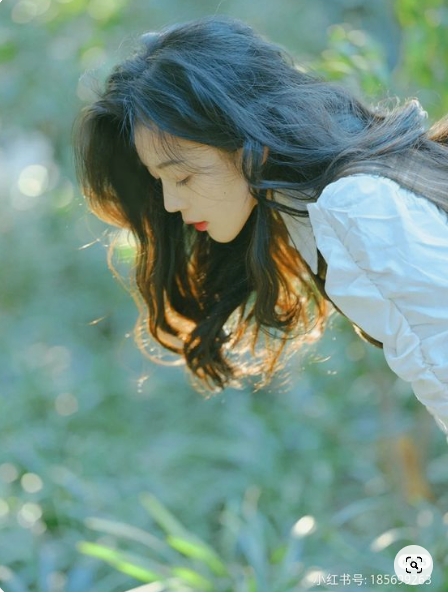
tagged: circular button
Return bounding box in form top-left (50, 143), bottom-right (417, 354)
top-left (394, 545), bottom-right (433, 585)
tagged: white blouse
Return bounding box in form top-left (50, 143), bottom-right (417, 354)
top-left (277, 174), bottom-right (448, 439)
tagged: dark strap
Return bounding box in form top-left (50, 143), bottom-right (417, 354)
top-left (306, 148), bottom-right (448, 349)
top-left (333, 149), bottom-right (448, 213)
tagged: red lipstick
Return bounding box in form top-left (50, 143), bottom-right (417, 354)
top-left (193, 221), bottom-right (208, 231)
top-left (184, 220), bottom-right (208, 231)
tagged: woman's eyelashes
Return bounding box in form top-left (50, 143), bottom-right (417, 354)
top-left (176, 176), bottom-right (191, 187)
top-left (146, 166), bottom-right (191, 187)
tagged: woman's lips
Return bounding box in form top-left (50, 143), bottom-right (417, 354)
top-left (193, 221), bottom-right (208, 231)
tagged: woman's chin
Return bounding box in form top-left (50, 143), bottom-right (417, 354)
top-left (209, 229), bottom-right (244, 243)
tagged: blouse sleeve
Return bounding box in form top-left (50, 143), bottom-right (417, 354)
top-left (306, 173), bottom-right (448, 438)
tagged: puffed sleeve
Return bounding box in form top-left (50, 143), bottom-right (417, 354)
top-left (306, 173), bottom-right (448, 438)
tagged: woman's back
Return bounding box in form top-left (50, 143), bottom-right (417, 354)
top-left (279, 172), bottom-right (448, 437)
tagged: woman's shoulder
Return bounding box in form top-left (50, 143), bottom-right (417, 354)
top-left (315, 172), bottom-right (448, 226)
top-left (318, 172), bottom-right (404, 206)
top-left (306, 170), bottom-right (448, 439)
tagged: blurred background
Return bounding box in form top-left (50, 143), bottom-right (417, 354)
top-left (1, 0), bottom-right (448, 591)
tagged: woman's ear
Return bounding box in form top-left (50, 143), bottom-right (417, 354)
top-left (262, 147), bottom-right (272, 200)
top-left (233, 146), bottom-right (268, 168)
top-left (262, 146), bottom-right (269, 165)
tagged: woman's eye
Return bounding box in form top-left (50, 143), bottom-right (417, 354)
top-left (176, 176), bottom-right (191, 187)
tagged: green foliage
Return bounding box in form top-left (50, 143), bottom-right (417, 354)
top-left (311, 23), bottom-right (391, 100)
top-left (77, 489), bottom-right (448, 591)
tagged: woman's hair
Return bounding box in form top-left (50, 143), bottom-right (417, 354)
top-left (72, 14), bottom-right (448, 395)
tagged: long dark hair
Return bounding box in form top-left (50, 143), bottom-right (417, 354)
top-left (72, 14), bottom-right (448, 395)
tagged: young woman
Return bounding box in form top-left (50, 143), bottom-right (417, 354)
top-left (72, 15), bottom-right (448, 439)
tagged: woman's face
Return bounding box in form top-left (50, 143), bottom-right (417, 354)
top-left (133, 125), bottom-right (258, 242)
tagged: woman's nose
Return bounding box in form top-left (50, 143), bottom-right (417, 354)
top-left (163, 190), bottom-right (188, 213)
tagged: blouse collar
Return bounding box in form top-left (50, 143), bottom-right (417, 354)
top-left (273, 190), bottom-right (319, 274)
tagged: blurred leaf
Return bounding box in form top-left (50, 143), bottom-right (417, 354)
top-left (76, 541), bottom-right (166, 583)
top-left (166, 535), bottom-right (228, 577)
top-left (139, 492), bottom-right (214, 554)
top-left (169, 566), bottom-right (214, 591)
top-left (0, 41), bottom-right (18, 63)
top-left (84, 516), bottom-right (173, 558)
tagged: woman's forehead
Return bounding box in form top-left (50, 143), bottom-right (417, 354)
top-left (134, 125), bottom-right (209, 162)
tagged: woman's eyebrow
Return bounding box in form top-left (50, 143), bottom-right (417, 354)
top-left (155, 158), bottom-right (186, 170)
